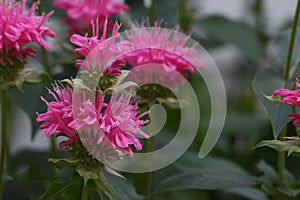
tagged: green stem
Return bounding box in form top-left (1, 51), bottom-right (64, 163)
top-left (148, 0), bottom-right (156, 26)
top-left (81, 183), bottom-right (89, 200)
top-left (147, 137), bottom-right (155, 200)
top-left (0, 90), bottom-right (7, 200)
top-left (278, 0), bottom-right (300, 188)
top-left (284, 0), bottom-right (300, 81)
top-left (50, 136), bottom-right (56, 180)
top-left (36, 2), bottom-right (57, 179)
top-left (278, 130), bottom-right (286, 187)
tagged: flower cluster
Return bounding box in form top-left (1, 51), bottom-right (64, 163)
top-left (0, 0), bottom-right (56, 87)
top-left (37, 84), bottom-right (149, 161)
top-left (37, 16), bottom-right (203, 163)
top-left (273, 79), bottom-right (300, 125)
top-left (53, 0), bottom-right (129, 35)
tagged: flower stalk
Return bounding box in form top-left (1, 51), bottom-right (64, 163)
top-left (278, 0), bottom-right (300, 187)
top-left (0, 90), bottom-right (7, 200)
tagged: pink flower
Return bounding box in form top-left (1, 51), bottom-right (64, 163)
top-left (274, 79), bottom-right (300, 125)
top-left (118, 24), bottom-right (204, 75)
top-left (273, 80), bottom-right (300, 107)
top-left (36, 85), bottom-right (78, 148)
top-left (53, 0), bottom-right (129, 35)
top-left (37, 83), bottom-right (149, 159)
top-left (0, 0), bottom-right (56, 86)
top-left (101, 94), bottom-right (149, 156)
top-left (0, 0), bottom-right (56, 54)
top-left (71, 91), bottom-right (149, 158)
top-left (70, 20), bottom-right (125, 76)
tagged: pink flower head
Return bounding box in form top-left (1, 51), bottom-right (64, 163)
top-left (273, 79), bottom-right (300, 125)
top-left (118, 24), bottom-right (204, 76)
top-left (70, 20), bottom-right (125, 76)
top-left (36, 85), bottom-right (78, 148)
top-left (37, 82), bottom-right (149, 160)
top-left (0, 0), bottom-right (56, 55)
top-left (53, 0), bottom-right (129, 35)
top-left (71, 91), bottom-right (149, 158)
top-left (273, 80), bottom-right (300, 108)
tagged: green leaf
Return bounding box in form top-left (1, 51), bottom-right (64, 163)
top-left (252, 68), bottom-right (291, 138)
top-left (75, 166), bottom-right (99, 186)
top-left (197, 16), bottom-right (263, 66)
top-left (156, 153), bottom-right (257, 192)
top-left (40, 176), bottom-right (80, 200)
top-left (48, 158), bottom-right (80, 170)
top-left (94, 172), bottom-right (118, 200)
top-left (274, 27), bottom-right (300, 77)
top-left (254, 139), bottom-right (300, 156)
top-left (105, 172), bottom-right (144, 200)
top-left (4, 68), bottom-right (50, 91)
top-left (223, 187), bottom-right (268, 200)
top-left (256, 160), bottom-right (277, 185)
top-left (7, 81), bottom-right (51, 139)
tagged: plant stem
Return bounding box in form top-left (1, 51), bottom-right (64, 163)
top-left (81, 183), bottom-right (89, 200)
top-left (36, 2), bottom-right (57, 179)
top-left (284, 0), bottom-right (300, 81)
top-left (147, 137), bottom-right (155, 200)
top-left (278, 0), bottom-right (300, 188)
top-left (148, 0), bottom-right (156, 26)
top-left (0, 90), bottom-right (7, 200)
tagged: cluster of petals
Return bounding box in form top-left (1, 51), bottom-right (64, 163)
top-left (70, 22), bottom-right (204, 86)
top-left (117, 24), bottom-right (204, 75)
top-left (273, 80), bottom-right (300, 125)
top-left (53, 0), bottom-right (129, 35)
top-left (70, 20), bottom-right (125, 76)
top-left (37, 84), bottom-right (149, 157)
top-left (0, 0), bottom-right (56, 59)
top-left (36, 85), bottom-right (77, 148)
top-left (72, 91), bottom-right (149, 157)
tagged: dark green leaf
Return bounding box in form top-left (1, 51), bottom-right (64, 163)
top-left (40, 176), bottom-right (80, 200)
top-left (252, 68), bottom-right (291, 138)
top-left (7, 81), bottom-right (50, 139)
top-left (105, 172), bottom-right (144, 200)
top-left (256, 160), bottom-right (277, 185)
top-left (223, 187), bottom-right (269, 200)
top-left (49, 158), bottom-right (80, 170)
top-left (156, 153), bottom-right (257, 192)
top-left (197, 16), bottom-right (263, 66)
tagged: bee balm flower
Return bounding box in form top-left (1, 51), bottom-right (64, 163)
top-left (0, 0), bottom-right (56, 88)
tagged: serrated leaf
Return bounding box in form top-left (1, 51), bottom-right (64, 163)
top-left (48, 158), bottom-right (80, 170)
top-left (254, 139), bottom-right (300, 156)
top-left (156, 153), bottom-right (257, 192)
top-left (76, 165), bottom-right (99, 186)
top-left (40, 176), bottom-right (80, 200)
top-left (197, 16), bottom-right (263, 66)
top-left (252, 68), bottom-right (291, 138)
